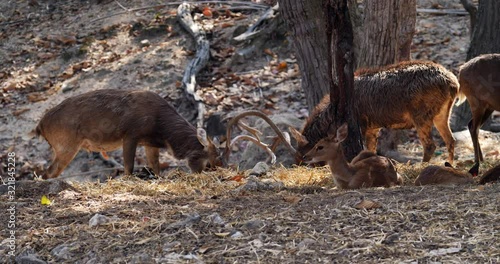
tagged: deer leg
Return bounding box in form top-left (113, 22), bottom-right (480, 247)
top-left (145, 146), bottom-right (160, 175)
top-left (364, 128), bottom-right (380, 152)
top-left (415, 124), bottom-right (436, 162)
top-left (468, 107), bottom-right (493, 162)
top-left (45, 144), bottom-right (81, 179)
top-left (122, 138), bottom-right (138, 175)
top-left (433, 100), bottom-right (456, 164)
top-left (348, 172), bottom-right (371, 189)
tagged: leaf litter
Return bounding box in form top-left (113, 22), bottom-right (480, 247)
top-left (0, 0), bottom-right (499, 263)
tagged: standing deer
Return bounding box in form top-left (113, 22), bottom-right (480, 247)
top-left (290, 60), bottom-right (459, 164)
top-left (303, 123), bottom-right (402, 189)
top-left (457, 53), bottom-right (500, 162)
top-left (414, 162), bottom-right (478, 186)
top-left (35, 89), bottom-right (220, 179)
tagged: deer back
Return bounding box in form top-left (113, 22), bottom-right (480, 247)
top-left (479, 164), bottom-right (500, 185)
top-left (458, 53), bottom-right (500, 111)
top-left (415, 165), bottom-right (474, 186)
top-left (350, 152), bottom-right (401, 188)
top-left (37, 89), bottom-right (208, 159)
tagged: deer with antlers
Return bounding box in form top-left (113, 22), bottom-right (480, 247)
top-left (35, 89), bottom-right (221, 179)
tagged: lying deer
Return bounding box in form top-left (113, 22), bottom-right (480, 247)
top-left (479, 163), bottom-right (500, 185)
top-left (290, 60), bottom-right (459, 164)
top-left (457, 53), bottom-right (500, 162)
top-left (414, 162), bottom-right (478, 186)
top-left (35, 89), bottom-right (220, 179)
top-left (302, 123), bottom-right (402, 189)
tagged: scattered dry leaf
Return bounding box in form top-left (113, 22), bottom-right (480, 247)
top-left (277, 61), bottom-right (288, 71)
top-left (202, 7), bottom-right (213, 18)
top-left (37, 52), bottom-right (55, 60)
top-left (57, 35), bottom-right (77, 45)
top-left (283, 195), bottom-right (302, 204)
top-left (27, 92), bottom-right (47, 102)
top-left (230, 175), bottom-right (245, 182)
top-left (214, 232), bottom-right (230, 237)
top-left (264, 49), bottom-right (274, 56)
top-left (220, 22), bottom-right (234, 28)
top-left (13, 108), bottom-right (29, 116)
top-left (354, 199), bottom-right (382, 210)
top-left (3, 82), bottom-right (18, 91)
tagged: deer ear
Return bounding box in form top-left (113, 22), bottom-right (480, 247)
top-left (468, 162), bottom-right (480, 177)
top-left (289, 126), bottom-right (308, 146)
top-left (197, 128), bottom-right (210, 147)
top-left (336, 123), bottom-right (348, 143)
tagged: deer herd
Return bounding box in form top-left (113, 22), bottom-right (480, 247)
top-left (35, 54), bottom-right (500, 189)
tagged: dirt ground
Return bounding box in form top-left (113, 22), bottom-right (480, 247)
top-left (0, 0), bottom-right (499, 263)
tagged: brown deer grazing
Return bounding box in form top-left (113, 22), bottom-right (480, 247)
top-left (35, 89), bottom-right (220, 179)
top-left (414, 162), bottom-right (479, 186)
top-left (457, 53), bottom-right (500, 162)
top-left (290, 60), bottom-right (459, 164)
top-left (302, 123), bottom-right (402, 189)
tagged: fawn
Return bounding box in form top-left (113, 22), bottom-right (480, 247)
top-left (414, 162), bottom-right (478, 186)
top-left (35, 89), bottom-right (220, 179)
top-left (302, 123), bottom-right (402, 189)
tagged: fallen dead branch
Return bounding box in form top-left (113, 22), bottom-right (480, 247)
top-left (233, 3), bottom-right (280, 42)
top-left (177, 2), bottom-right (210, 127)
top-left (90, 1), bottom-right (268, 23)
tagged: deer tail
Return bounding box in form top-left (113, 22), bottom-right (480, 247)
top-left (455, 90), bottom-right (467, 106)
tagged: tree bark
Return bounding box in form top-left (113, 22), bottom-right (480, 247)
top-left (467, 0), bottom-right (500, 59)
top-left (357, 0), bottom-right (416, 68)
top-left (326, 0), bottom-right (364, 159)
top-left (452, 0), bottom-right (500, 131)
top-left (460, 0), bottom-right (477, 35)
top-left (280, 0), bottom-right (363, 160)
top-left (280, 0), bottom-right (330, 112)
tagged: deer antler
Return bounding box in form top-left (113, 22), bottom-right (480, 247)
top-left (230, 135), bottom-right (276, 164)
top-left (223, 110), bottom-right (300, 165)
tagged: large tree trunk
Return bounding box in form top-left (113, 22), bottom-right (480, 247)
top-left (356, 0), bottom-right (416, 68)
top-left (279, 1), bottom-right (330, 112)
top-left (452, 0), bottom-right (500, 131)
top-left (281, 0), bottom-right (363, 160)
top-left (467, 0), bottom-right (500, 59)
top-left (326, 0), bottom-right (364, 159)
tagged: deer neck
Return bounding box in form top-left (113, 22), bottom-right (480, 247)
top-left (325, 148), bottom-right (353, 181)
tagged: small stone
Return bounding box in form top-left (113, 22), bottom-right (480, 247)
top-left (207, 213), bottom-right (225, 226)
top-left (243, 219), bottom-right (265, 230)
top-left (297, 238), bottom-right (316, 250)
top-left (89, 213), bottom-right (109, 227)
top-left (230, 231), bottom-right (243, 239)
top-left (51, 243), bottom-right (75, 260)
top-left (140, 39), bottom-right (150, 47)
top-left (249, 162), bottom-right (269, 176)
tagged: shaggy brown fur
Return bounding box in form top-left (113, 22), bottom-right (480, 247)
top-left (292, 60), bottom-right (459, 164)
top-left (457, 54), bottom-right (500, 162)
top-left (36, 89), bottom-right (219, 179)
